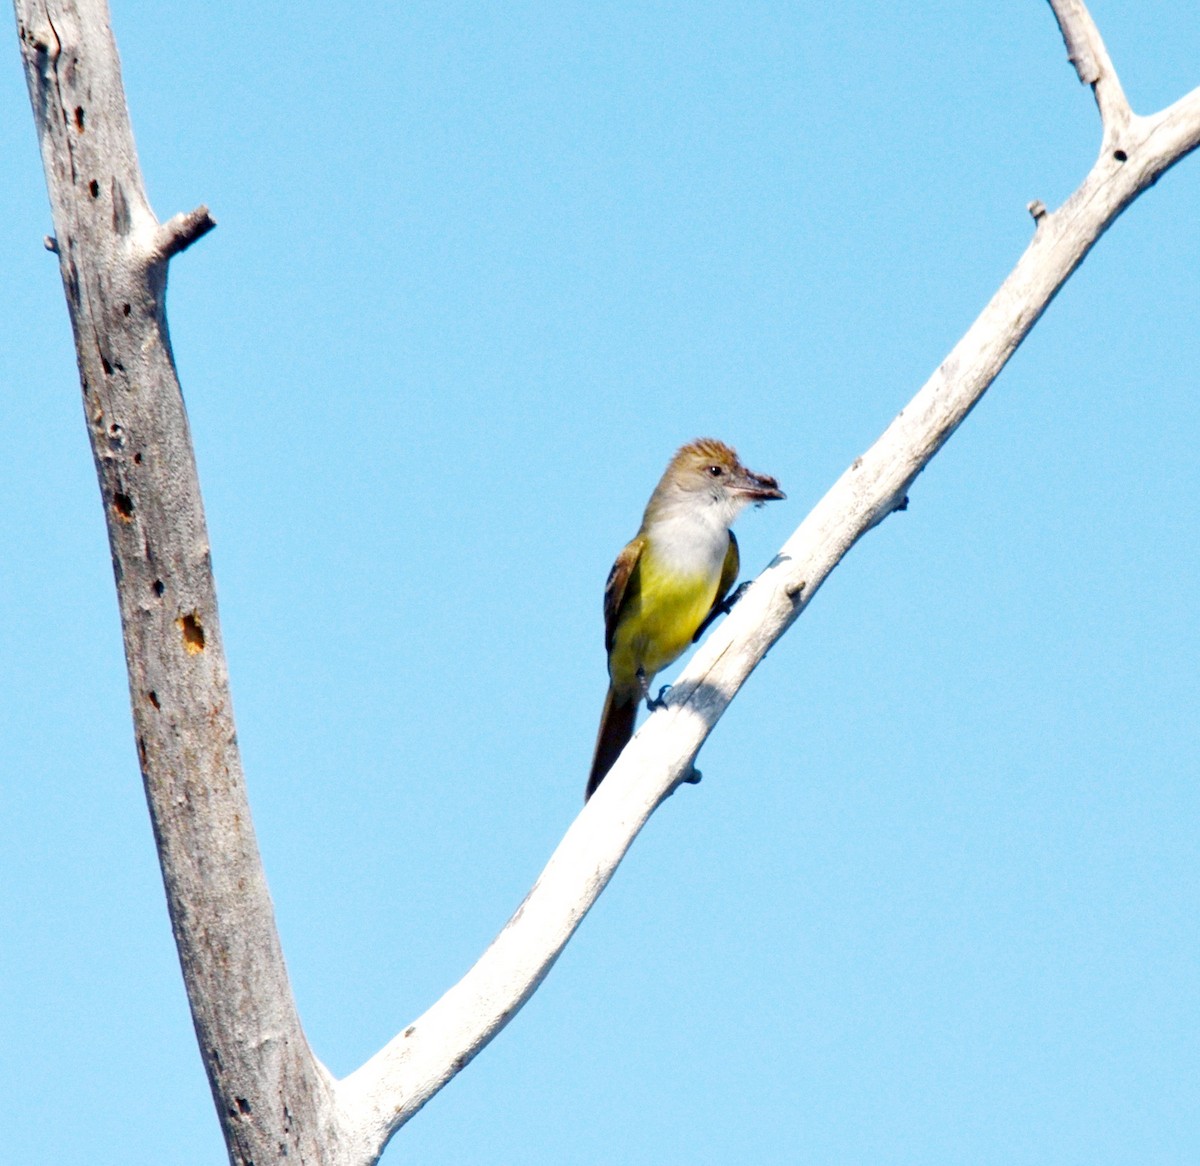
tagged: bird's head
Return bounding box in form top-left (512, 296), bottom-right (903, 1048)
top-left (649, 438), bottom-right (785, 525)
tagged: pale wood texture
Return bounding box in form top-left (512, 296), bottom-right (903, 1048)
top-left (337, 6), bottom-right (1200, 1154)
top-left (14, 0), bottom-right (1200, 1163)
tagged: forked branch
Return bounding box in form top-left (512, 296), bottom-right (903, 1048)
top-left (15, 0), bottom-right (1200, 1163)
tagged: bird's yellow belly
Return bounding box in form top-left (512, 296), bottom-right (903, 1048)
top-left (608, 563), bottom-right (719, 695)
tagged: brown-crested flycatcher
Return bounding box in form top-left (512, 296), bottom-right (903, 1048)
top-left (587, 438), bottom-right (784, 799)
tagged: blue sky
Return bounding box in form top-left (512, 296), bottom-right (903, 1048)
top-left (2, 2), bottom-right (1198, 1163)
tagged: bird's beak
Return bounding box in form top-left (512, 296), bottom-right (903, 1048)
top-left (733, 467), bottom-right (785, 503)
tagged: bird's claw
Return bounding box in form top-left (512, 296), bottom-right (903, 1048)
top-left (646, 684), bottom-right (672, 712)
top-left (722, 580), bottom-right (751, 614)
top-left (692, 580), bottom-right (753, 643)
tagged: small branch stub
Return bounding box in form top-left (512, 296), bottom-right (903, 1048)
top-left (153, 205), bottom-right (216, 262)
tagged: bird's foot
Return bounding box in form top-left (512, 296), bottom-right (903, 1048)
top-left (721, 580), bottom-right (751, 614)
top-left (646, 684), bottom-right (672, 712)
top-left (692, 580), bottom-right (753, 643)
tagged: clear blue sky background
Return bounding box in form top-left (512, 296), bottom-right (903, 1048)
top-left (2, 2), bottom-right (1198, 1163)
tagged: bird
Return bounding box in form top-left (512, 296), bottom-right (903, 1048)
top-left (586, 438), bottom-right (784, 799)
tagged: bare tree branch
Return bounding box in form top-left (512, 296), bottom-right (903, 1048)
top-left (14, 0), bottom-right (1200, 1162)
top-left (332, 8), bottom-right (1200, 1159)
top-left (1048, 0), bottom-right (1132, 138)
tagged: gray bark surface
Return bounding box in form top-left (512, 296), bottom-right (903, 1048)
top-left (14, 2), bottom-right (344, 1162)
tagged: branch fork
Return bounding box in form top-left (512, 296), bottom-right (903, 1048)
top-left (15, 0), bottom-right (1200, 1162)
top-left (1049, 0), bottom-right (1133, 143)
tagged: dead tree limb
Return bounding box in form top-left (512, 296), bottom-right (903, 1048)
top-left (14, 0), bottom-right (1199, 1162)
top-left (336, 4), bottom-right (1200, 1153)
top-left (14, 1), bottom-right (345, 1162)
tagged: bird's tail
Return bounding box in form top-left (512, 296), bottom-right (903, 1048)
top-left (586, 686), bottom-right (637, 800)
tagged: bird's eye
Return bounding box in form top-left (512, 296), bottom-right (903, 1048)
top-left (707, 465), bottom-right (723, 477)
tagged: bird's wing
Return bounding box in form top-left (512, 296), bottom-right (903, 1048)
top-left (714, 529), bottom-right (740, 609)
top-left (604, 535), bottom-right (645, 652)
top-left (691, 531), bottom-right (741, 643)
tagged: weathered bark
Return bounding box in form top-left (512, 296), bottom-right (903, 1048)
top-left (14, 0), bottom-right (1200, 1163)
top-left (13, 2), bottom-right (346, 1162)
